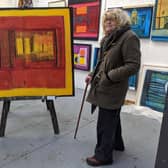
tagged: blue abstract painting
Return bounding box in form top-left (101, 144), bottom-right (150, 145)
top-left (140, 70), bottom-right (168, 112)
top-left (92, 47), bottom-right (100, 70)
top-left (128, 74), bottom-right (138, 90)
top-left (125, 7), bottom-right (153, 38)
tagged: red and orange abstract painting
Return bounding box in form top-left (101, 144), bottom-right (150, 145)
top-left (69, 0), bottom-right (101, 40)
top-left (0, 8), bottom-right (74, 98)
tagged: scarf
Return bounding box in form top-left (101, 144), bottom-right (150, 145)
top-left (102, 25), bottom-right (131, 53)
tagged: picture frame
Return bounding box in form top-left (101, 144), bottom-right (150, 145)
top-left (18, 0), bottom-right (33, 8)
top-left (92, 47), bottom-right (100, 70)
top-left (151, 0), bottom-right (168, 41)
top-left (73, 43), bottom-right (91, 71)
top-left (69, 0), bottom-right (101, 40)
top-left (68, 0), bottom-right (98, 5)
top-left (0, 8), bottom-right (74, 98)
top-left (48, 0), bottom-right (66, 7)
top-left (128, 74), bottom-right (138, 90)
top-left (136, 64), bottom-right (168, 112)
top-left (124, 7), bottom-right (153, 38)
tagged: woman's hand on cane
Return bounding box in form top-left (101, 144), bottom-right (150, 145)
top-left (85, 75), bottom-right (92, 84)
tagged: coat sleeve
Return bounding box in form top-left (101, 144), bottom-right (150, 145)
top-left (107, 34), bottom-right (141, 82)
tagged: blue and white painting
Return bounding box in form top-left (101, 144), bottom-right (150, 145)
top-left (92, 47), bottom-right (100, 70)
top-left (140, 70), bottom-right (168, 112)
top-left (129, 74), bottom-right (138, 90)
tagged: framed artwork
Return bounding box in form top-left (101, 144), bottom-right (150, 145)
top-left (151, 0), bottom-right (168, 41)
top-left (18, 0), bottom-right (33, 8)
top-left (124, 7), bottom-right (153, 38)
top-left (69, 0), bottom-right (101, 40)
top-left (73, 44), bottom-right (91, 71)
top-left (128, 74), bottom-right (138, 90)
top-left (0, 8), bottom-right (74, 98)
top-left (92, 47), bottom-right (100, 70)
top-left (68, 0), bottom-right (98, 5)
top-left (48, 0), bottom-right (66, 7)
top-left (137, 65), bottom-right (168, 112)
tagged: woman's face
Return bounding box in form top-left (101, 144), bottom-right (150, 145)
top-left (104, 18), bottom-right (117, 35)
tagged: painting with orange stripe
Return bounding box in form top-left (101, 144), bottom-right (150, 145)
top-left (73, 44), bottom-right (91, 71)
top-left (69, 0), bottom-right (101, 40)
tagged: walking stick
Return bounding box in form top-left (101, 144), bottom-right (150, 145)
top-left (74, 82), bottom-right (89, 139)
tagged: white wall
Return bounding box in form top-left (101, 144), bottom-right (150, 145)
top-left (106, 0), bottom-right (168, 67)
top-left (71, 0), bottom-right (168, 91)
top-left (72, 0), bottom-right (168, 103)
top-left (0, 0), bottom-right (16, 7)
top-left (104, 0), bottom-right (168, 102)
top-left (19, 0), bottom-right (168, 99)
top-left (106, 0), bottom-right (155, 8)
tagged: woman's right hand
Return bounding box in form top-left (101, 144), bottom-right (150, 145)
top-left (85, 75), bottom-right (92, 84)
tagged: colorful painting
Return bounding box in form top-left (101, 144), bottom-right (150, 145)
top-left (73, 44), bottom-right (91, 71)
top-left (141, 70), bottom-right (168, 112)
top-left (92, 47), bottom-right (99, 70)
top-left (128, 74), bottom-right (138, 90)
top-left (18, 0), bottom-right (33, 8)
top-left (151, 0), bottom-right (168, 41)
top-left (69, 1), bottom-right (101, 40)
top-left (0, 8), bottom-right (74, 98)
top-left (125, 7), bottom-right (153, 38)
top-left (138, 65), bottom-right (168, 112)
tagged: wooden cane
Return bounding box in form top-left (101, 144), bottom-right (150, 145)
top-left (74, 82), bottom-right (89, 139)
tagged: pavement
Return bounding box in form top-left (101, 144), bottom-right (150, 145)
top-left (0, 88), bottom-right (162, 168)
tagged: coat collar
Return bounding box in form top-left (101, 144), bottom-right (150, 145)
top-left (101, 25), bottom-right (131, 52)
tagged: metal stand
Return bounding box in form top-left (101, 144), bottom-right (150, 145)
top-left (0, 99), bottom-right (59, 137)
top-left (46, 100), bottom-right (59, 134)
top-left (0, 100), bottom-right (11, 137)
top-left (155, 92), bottom-right (168, 168)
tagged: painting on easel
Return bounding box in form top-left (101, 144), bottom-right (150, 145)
top-left (0, 8), bottom-right (74, 98)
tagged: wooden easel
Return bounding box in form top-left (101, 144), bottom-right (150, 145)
top-left (0, 98), bottom-right (59, 137)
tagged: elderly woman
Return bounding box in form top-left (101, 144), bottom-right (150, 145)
top-left (85, 8), bottom-right (141, 166)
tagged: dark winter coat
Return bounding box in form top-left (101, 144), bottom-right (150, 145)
top-left (86, 27), bottom-right (141, 110)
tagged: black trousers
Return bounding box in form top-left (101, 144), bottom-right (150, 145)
top-left (94, 107), bottom-right (124, 162)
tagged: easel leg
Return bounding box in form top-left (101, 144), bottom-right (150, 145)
top-left (0, 100), bottom-right (11, 137)
top-left (46, 100), bottom-right (59, 134)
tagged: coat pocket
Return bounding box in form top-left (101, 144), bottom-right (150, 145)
top-left (98, 72), bottom-right (111, 86)
top-left (97, 78), bottom-right (124, 94)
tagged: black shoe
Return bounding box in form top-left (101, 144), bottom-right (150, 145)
top-left (86, 156), bottom-right (113, 167)
top-left (114, 145), bottom-right (125, 151)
